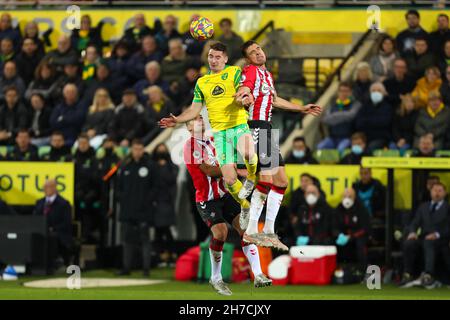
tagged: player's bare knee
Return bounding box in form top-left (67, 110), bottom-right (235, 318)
top-left (211, 223), bottom-right (228, 241)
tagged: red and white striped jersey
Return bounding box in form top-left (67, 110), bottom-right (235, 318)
top-left (183, 136), bottom-right (227, 203)
top-left (241, 64), bottom-right (276, 122)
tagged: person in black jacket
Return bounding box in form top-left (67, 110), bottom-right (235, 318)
top-left (383, 58), bottom-right (416, 109)
top-left (41, 131), bottom-right (72, 162)
top-left (353, 167), bottom-right (386, 220)
top-left (25, 60), bottom-right (60, 105)
top-left (0, 86), bottom-right (28, 145)
top-left (396, 10), bottom-right (429, 56)
top-left (53, 59), bottom-right (86, 104)
top-left (44, 35), bottom-right (79, 74)
top-left (33, 179), bottom-right (73, 269)
top-left (29, 93), bottom-right (52, 146)
top-left (389, 94), bottom-right (418, 152)
top-left (152, 143), bottom-right (178, 266)
top-left (121, 13), bottom-right (157, 54)
top-left (285, 136), bottom-right (318, 165)
top-left (73, 134), bottom-right (100, 244)
top-left (290, 184), bottom-right (333, 247)
top-left (15, 38), bottom-right (44, 87)
top-left (429, 14), bottom-right (450, 60)
top-left (333, 188), bottom-right (370, 272)
top-left (0, 198), bottom-right (15, 214)
top-left (6, 129), bottom-right (38, 161)
top-left (85, 62), bottom-right (125, 106)
top-left (117, 139), bottom-right (156, 276)
top-left (70, 14), bottom-right (105, 54)
top-left (339, 132), bottom-right (370, 165)
top-left (400, 182), bottom-right (450, 289)
top-left (404, 37), bottom-right (436, 81)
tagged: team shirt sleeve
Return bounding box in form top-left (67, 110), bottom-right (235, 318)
top-left (192, 81), bottom-right (204, 104)
top-left (240, 65), bottom-right (257, 92)
top-left (233, 67), bottom-right (242, 90)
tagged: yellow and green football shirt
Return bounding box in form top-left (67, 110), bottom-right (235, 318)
top-left (192, 65), bottom-right (248, 131)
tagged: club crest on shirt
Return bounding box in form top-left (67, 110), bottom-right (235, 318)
top-left (221, 73), bottom-right (228, 80)
top-left (193, 150), bottom-right (201, 159)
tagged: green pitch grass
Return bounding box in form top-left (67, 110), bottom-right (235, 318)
top-left (1, 268), bottom-right (450, 300)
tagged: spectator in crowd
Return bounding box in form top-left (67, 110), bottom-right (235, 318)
top-left (143, 86), bottom-right (172, 144)
top-left (405, 37), bottom-right (436, 81)
top-left (419, 175), bottom-right (441, 203)
top-left (181, 14), bottom-right (205, 58)
top-left (0, 61), bottom-right (26, 101)
top-left (218, 18), bottom-right (244, 64)
top-left (438, 40), bottom-right (450, 76)
top-left (390, 94), bottom-right (419, 152)
top-left (352, 62), bottom-right (373, 102)
top-left (54, 58), bottom-right (85, 102)
top-left (133, 61), bottom-right (169, 105)
top-left (6, 129), bottom-right (38, 161)
top-left (161, 38), bottom-right (193, 87)
top-left (177, 65), bottom-right (201, 108)
top-left (285, 136), bottom-right (318, 164)
top-left (0, 13), bottom-right (21, 51)
top-left (81, 45), bottom-right (99, 81)
top-left (85, 62), bottom-right (124, 105)
top-left (412, 67), bottom-right (443, 109)
top-left (396, 10), bottom-right (428, 56)
top-left (45, 35), bottom-right (79, 73)
top-left (33, 179), bottom-right (73, 269)
top-left (122, 13), bottom-right (156, 53)
top-left (290, 184), bottom-right (333, 246)
top-left (117, 139), bottom-right (156, 276)
top-left (413, 133), bottom-right (436, 157)
top-left (0, 197), bottom-right (15, 214)
top-left (414, 91), bottom-right (450, 149)
top-left (126, 35), bottom-right (163, 83)
top-left (71, 14), bottom-right (104, 54)
top-left (82, 88), bottom-right (115, 148)
top-left (333, 187), bottom-right (370, 272)
top-left (49, 84), bottom-right (86, 146)
top-left (429, 14), bottom-right (450, 59)
top-left (155, 15), bottom-right (181, 57)
top-left (355, 82), bottom-right (393, 152)
top-left (400, 182), bottom-right (450, 289)
top-left (369, 35), bottom-right (398, 81)
top-left (339, 132), bottom-right (370, 165)
top-left (109, 89), bottom-right (146, 147)
top-left (353, 167), bottom-right (386, 219)
top-left (0, 38), bottom-right (15, 64)
top-left (318, 81), bottom-right (361, 152)
top-left (442, 65), bottom-right (450, 108)
top-left (0, 86), bottom-right (28, 145)
top-left (73, 134), bottom-right (100, 243)
top-left (22, 21), bottom-right (47, 56)
top-left (29, 93), bottom-right (52, 146)
top-left (152, 143), bottom-right (178, 267)
top-left (41, 131), bottom-right (72, 162)
top-left (15, 38), bottom-right (44, 86)
top-left (106, 41), bottom-right (131, 86)
top-left (25, 60), bottom-right (59, 103)
top-left (383, 58), bottom-right (416, 109)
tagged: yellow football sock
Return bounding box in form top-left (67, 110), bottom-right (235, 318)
top-left (244, 153), bottom-right (258, 177)
top-left (226, 180), bottom-right (250, 209)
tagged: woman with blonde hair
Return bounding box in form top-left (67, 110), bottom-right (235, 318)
top-left (352, 61), bottom-right (373, 102)
top-left (82, 88), bottom-right (115, 148)
top-left (389, 94), bottom-right (419, 152)
top-left (411, 67), bottom-right (443, 109)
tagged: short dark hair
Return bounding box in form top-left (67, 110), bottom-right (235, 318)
top-left (3, 85), bottom-right (18, 95)
top-left (17, 128), bottom-right (30, 136)
top-left (131, 138), bottom-right (144, 146)
top-left (241, 40), bottom-right (258, 58)
top-left (78, 133), bottom-right (89, 141)
top-left (219, 18), bottom-right (232, 27)
top-left (406, 9), bottom-right (420, 19)
top-left (438, 13), bottom-right (449, 21)
top-left (293, 136), bottom-right (305, 144)
top-left (338, 81), bottom-right (352, 90)
top-left (431, 182), bottom-right (447, 192)
top-left (209, 42), bottom-right (227, 55)
top-left (379, 34), bottom-right (395, 51)
top-left (351, 132), bottom-right (367, 143)
top-left (51, 131), bottom-right (64, 138)
top-left (415, 35), bottom-right (428, 44)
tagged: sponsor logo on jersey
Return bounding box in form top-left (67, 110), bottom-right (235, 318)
top-left (211, 84), bottom-right (225, 96)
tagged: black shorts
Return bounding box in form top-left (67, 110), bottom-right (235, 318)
top-left (196, 193), bottom-right (241, 228)
top-left (248, 120), bottom-right (285, 171)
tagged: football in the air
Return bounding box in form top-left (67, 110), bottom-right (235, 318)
top-left (190, 16), bottom-right (214, 41)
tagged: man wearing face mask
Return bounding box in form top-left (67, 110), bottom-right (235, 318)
top-left (339, 132), bottom-right (370, 165)
top-left (354, 82), bottom-right (393, 153)
top-left (291, 184), bottom-right (333, 246)
top-left (333, 188), bottom-right (370, 272)
top-left (285, 136), bottom-right (318, 165)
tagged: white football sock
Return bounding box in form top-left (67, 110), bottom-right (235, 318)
top-left (245, 189), bottom-right (267, 235)
top-left (209, 248), bottom-right (223, 282)
top-left (263, 189), bottom-right (284, 234)
top-left (242, 244), bottom-right (262, 276)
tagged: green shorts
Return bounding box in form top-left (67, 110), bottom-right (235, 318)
top-left (213, 123), bottom-right (251, 167)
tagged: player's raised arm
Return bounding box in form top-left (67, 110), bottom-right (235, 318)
top-left (273, 96), bottom-right (323, 116)
top-left (159, 102), bottom-right (203, 128)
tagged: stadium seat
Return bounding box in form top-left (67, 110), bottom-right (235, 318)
top-left (38, 146), bottom-right (51, 158)
top-left (0, 146), bottom-right (9, 158)
top-left (403, 149), bottom-right (414, 158)
top-left (313, 149), bottom-right (340, 164)
top-left (373, 149), bottom-right (400, 157)
top-left (436, 150), bottom-right (450, 158)
top-left (341, 148), bottom-right (351, 159)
